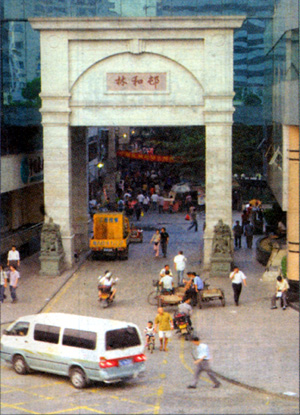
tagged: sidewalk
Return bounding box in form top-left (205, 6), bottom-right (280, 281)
top-left (1, 209), bottom-right (299, 400)
top-left (0, 252), bottom-right (89, 326)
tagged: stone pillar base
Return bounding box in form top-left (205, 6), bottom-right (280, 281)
top-left (210, 257), bottom-right (233, 277)
top-left (39, 254), bottom-right (65, 276)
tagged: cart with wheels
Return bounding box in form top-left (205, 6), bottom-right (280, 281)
top-left (198, 280), bottom-right (225, 309)
top-left (147, 280), bottom-right (185, 307)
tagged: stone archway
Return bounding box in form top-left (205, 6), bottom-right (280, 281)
top-left (30, 16), bottom-right (245, 269)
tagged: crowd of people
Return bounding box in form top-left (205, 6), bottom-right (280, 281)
top-left (89, 163), bottom-right (200, 220)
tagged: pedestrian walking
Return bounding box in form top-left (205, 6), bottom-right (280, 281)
top-left (244, 220), bottom-right (254, 248)
top-left (0, 265), bottom-right (8, 303)
top-left (143, 194), bottom-right (150, 212)
top-left (160, 227), bottom-right (169, 258)
top-left (134, 202), bottom-right (142, 221)
top-left (151, 193), bottom-right (159, 211)
top-left (187, 336), bottom-right (221, 389)
top-left (271, 275), bottom-right (289, 310)
top-left (229, 267), bottom-right (247, 306)
top-left (158, 195), bottom-right (165, 214)
top-left (173, 250), bottom-right (187, 286)
top-left (7, 245), bottom-right (20, 269)
top-left (185, 194), bottom-right (192, 213)
top-left (9, 264), bottom-right (20, 303)
top-left (154, 307), bottom-right (173, 352)
top-left (187, 207), bottom-right (198, 232)
top-left (150, 229), bottom-right (161, 257)
top-left (232, 220), bottom-right (243, 249)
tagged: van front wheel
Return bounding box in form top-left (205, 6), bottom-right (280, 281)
top-left (13, 355), bottom-right (29, 375)
top-left (70, 367), bottom-right (87, 389)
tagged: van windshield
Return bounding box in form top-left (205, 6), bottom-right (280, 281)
top-left (105, 326), bottom-right (140, 350)
top-left (6, 321), bottom-right (29, 336)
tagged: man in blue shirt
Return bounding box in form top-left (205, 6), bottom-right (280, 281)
top-left (187, 336), bottom-right (221, 389)
top-left (183, 272), bottom-right (204, 306)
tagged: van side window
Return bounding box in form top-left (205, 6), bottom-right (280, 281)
top-left (62, 329), bottom-right (96, 350)
top-left (34, 324), bottom-right (60, 344)
top-left (106, 326), bottom-right (140, 350)
top-left (7, 321), bottom-right (29, 336)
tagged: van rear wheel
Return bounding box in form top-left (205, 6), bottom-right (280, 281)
top-left (13, 355), bottom-right (29, 375)
top-left (70, 367), bottom-right (87, 389)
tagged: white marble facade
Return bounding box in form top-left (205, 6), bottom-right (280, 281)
top-left (30, 16), bottom-right (244, 268)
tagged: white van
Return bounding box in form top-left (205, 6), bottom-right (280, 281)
top-left (0, 313), bottom-right (146, 388)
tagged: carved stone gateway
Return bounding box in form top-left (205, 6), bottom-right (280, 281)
top-left (210, 219), bottom-right (233, 277)
top-left (29, 16), bottom-right (245, 269)
top-left (39, 218), bottom-right (65, 276)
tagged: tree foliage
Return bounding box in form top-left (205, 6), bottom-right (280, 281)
top-left (142, 127), bottom-right (205, 181)
top-left (232, 124), bottom-right (264, 176)
top-left (22, 77), bottom-right (41, 107)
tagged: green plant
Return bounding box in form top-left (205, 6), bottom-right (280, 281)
top-left (281, 256), bottom-right (287, 278)
top-left (263, 203), bottom-right (284, 226)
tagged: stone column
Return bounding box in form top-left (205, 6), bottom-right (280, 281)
top-left (41, 118), bottom-right (74, 269)
top-left (39, 33), bottom-right (74, 269)
top-left (71, 127), bottom-right (90, 253)
top-left (203, 120), bottom-right (233, 270)
top-left (287, 125), bottom-right (299, 281)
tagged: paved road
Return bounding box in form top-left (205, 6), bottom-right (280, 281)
top-left (1, 210), bottom-right (299, 414)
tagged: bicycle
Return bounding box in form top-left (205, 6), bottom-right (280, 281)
top-left (147, 280), bottom-right (162, 306)
top-left (147, 334), bottom-right (155, 354)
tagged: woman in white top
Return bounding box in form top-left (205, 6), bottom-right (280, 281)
top-left (229, 267), bottom-right (247, 306)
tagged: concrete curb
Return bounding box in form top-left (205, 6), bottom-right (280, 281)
top-left (213, 371), bottom-right (299, 401)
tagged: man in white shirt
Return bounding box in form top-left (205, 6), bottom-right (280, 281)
top-left (159, 270), bottom-right (174, 294)
top-left (229, 267), bottom-right (247, 306)
top-left (173, 251), bottom-right (187, 286)
top-left (7, 246), bottom-right (20, 269)
top-left (187, 336), bottom-right (221, 389)
top-left (98, 271), bottom-right (117, 301)
top-left (137, 193), bottom-right (145, 204)
top-left (9, 265), bottom-right (20, 303)
top-left (160, 264), bottom-right (173, 278)
top-left (151, 193), bottom-right (159, 211)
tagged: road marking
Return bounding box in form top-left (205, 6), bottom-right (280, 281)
top-left (47, 407), bottom-right (106, 414)
top-left (0, 403), bottom-right (40, 414)
top-left (153, 385), bottom-right (164, 414)
top-left (0, 385), bottom-right (55, 399)
top-left (42, 272), bottom-right (80, 313)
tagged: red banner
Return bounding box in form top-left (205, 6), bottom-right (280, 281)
top-left (117, 151), bottom-right (186, 163)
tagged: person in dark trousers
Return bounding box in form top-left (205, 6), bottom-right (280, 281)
top-left (271, 276), bottom-right (289, 310)
top-left (187, 207), bottom-right (198, 232)
top-left (187, 336), bottom-right (221, 389)
top-left (244, 220), bottom-right (254, 248)
top-left (134, 202), bottom-right (142, 221)
top-left (160, 227), bottom-right (169, 258)
top-left (233, 220), bottom-right (243, 249)
top-left (229, 267), bottom-right (247, 306)
top-left (9, 264), bottom-right (20, 303)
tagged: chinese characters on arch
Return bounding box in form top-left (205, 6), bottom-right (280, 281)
top-left (107, 73), bottom-right (167, 92)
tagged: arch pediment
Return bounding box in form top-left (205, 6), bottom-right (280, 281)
top-left (70, 52), bottom-right (204, 108)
